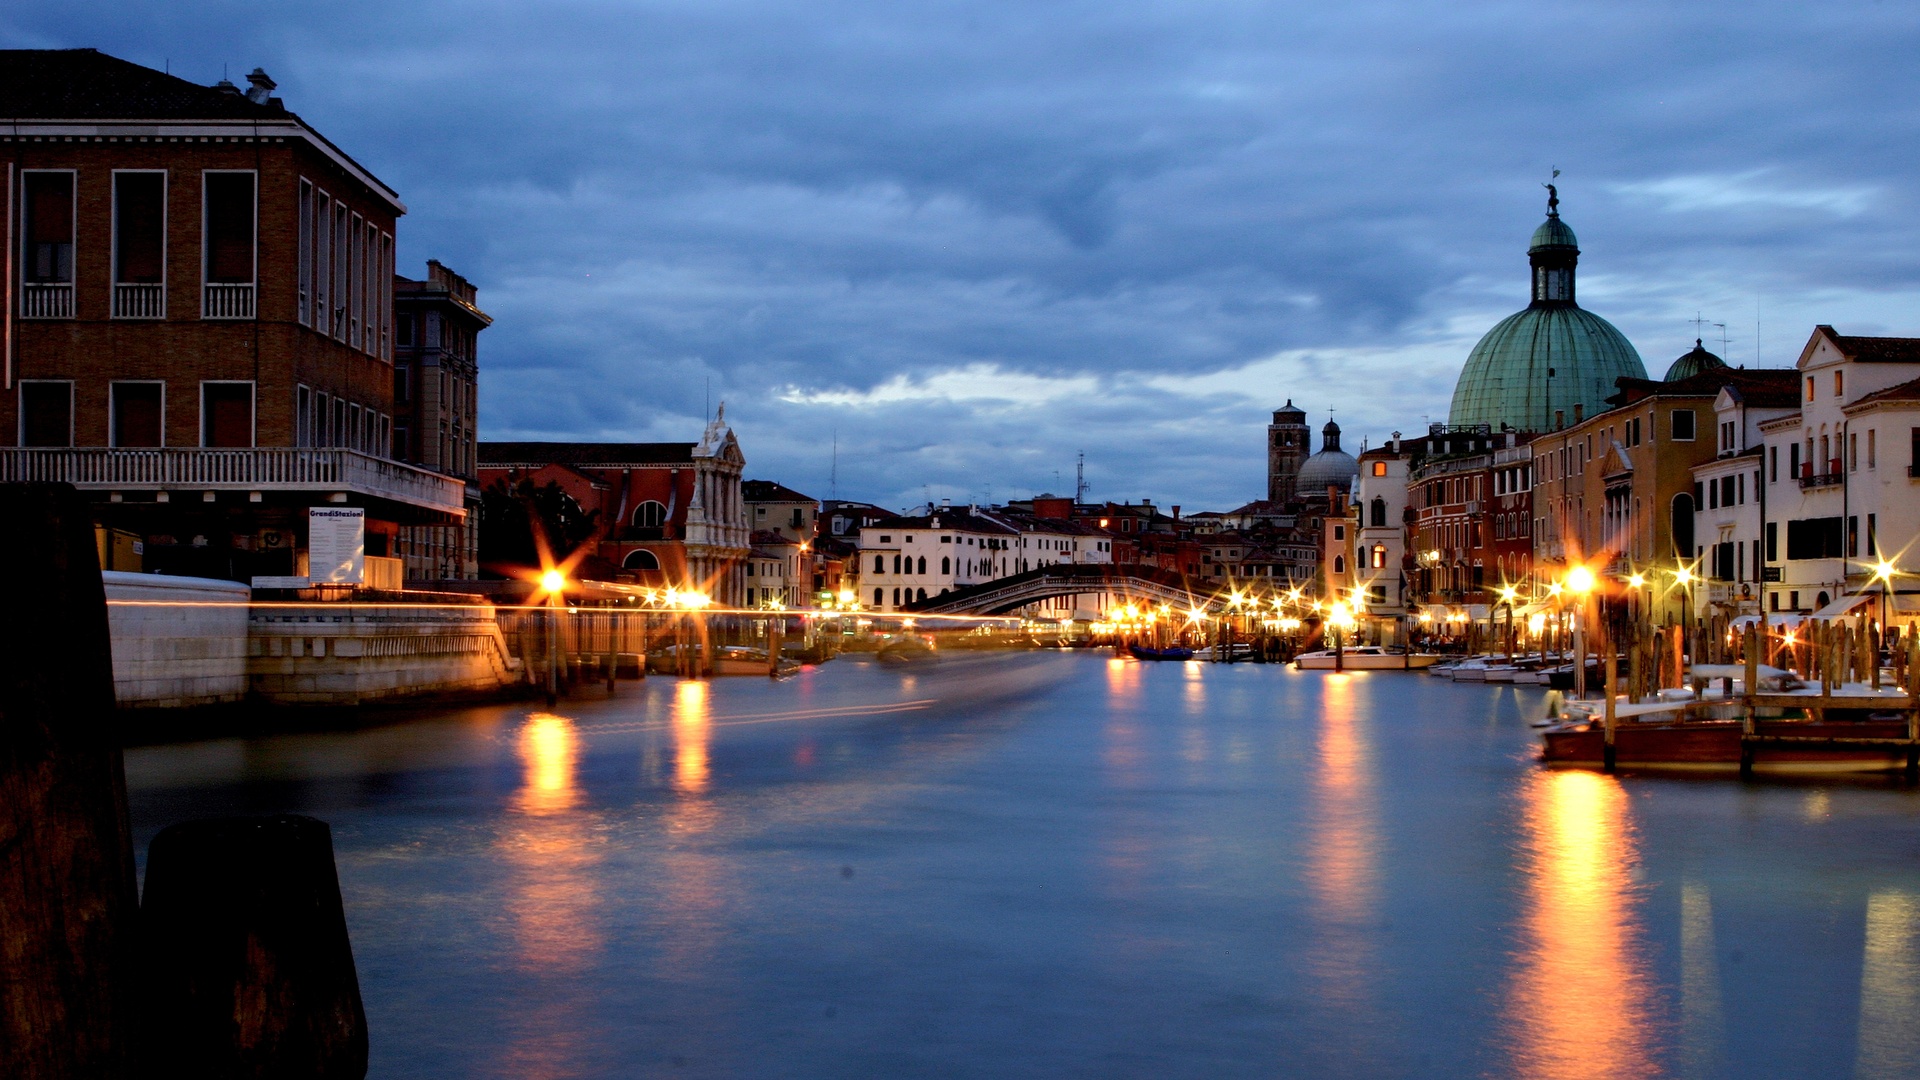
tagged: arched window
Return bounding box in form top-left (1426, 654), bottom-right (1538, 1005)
top-left (917, 588), bottom-right (927, 602)
top-left (631, 501), bottom-right (668, 528)
top-left (622, 548), bottom-right (660, 571)
top-left (874, 554), bottom-right (884, 573)
top-left (1333, 555), bottom-right (1345, 574)
top-left (874, 588), bottom-right (883, 606)
top-left (892, 587), bottom-right (901, 606)
top-left (1670, 492), bottom-right (1696, 559)
top-left (941, 556), bottom-right (951, 574)
top-left (1372, 544), bottom-right (1386, 569)
top-left (1371, 498), bottom-right (1387, 527)
top-left (893, 554), bottom-right (902, 574)
top-left (917, 556), bottom-right (926, 575)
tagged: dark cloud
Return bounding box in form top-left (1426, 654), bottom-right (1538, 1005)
top-left (8, 1), bottom-right (1919, 507)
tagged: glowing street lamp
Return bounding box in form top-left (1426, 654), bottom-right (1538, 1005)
top-left (1565, 565), bottom-right (1596, 596)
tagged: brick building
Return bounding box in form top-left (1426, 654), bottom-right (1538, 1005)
top-left (477, 412), bottom-right (750, 605)
top-left (0, 49), bottom-right (466, 583)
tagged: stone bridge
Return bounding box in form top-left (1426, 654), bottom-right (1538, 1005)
top-left (901, 564), bottom-right (1217, 616)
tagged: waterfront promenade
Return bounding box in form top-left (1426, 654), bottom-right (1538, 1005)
top-left (126, 651), bottom-right (1920, 1078)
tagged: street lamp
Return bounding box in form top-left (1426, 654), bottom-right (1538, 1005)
top-left (1564, 564), bottom-right (1597, 699)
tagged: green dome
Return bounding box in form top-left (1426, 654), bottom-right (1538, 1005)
top-left (1448, 306), bottom-right (1646, 431)
top-left (1529, 216), bottom-right (1578, 251)
top-left (1663, 340), bottom-right (1728, 381)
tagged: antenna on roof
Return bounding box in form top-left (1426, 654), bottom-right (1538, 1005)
top-left (829, 428), bottom-right (838, 500)
top-left (1074, 452), bottom-right (1087, 503)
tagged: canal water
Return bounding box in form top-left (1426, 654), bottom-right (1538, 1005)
top-left (126, 651), bottom-right (1920, 1079)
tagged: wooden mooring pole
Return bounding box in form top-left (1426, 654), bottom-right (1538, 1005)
top-left (138, 815), bottom-right (367, 1079)
top-left (0, 484), bottom-right (140, 1079)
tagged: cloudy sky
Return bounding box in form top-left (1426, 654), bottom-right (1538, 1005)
top-left (9, 2), bottom-right (1919, 509)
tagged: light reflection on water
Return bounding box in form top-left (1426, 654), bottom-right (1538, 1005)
top-left (120, 652), bottom-right (1920, 1079)
top-left (500, 713), bottom-right (602, 1078)
top-left (1503, 770), bottom-right (1660, 1079)
top-left (1302, 672), bottom-right (1388, 1067)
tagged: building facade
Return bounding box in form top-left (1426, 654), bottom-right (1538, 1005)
top-left (1, 49), bottom-right (466, 584)
top-left (477, 414), bottom-right (750, 604)
top-left (393, 259), bottom-right (487, 580)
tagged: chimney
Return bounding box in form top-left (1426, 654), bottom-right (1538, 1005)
top-left (1172, 505), bottom-right (1181, 520)
top-left (213, 78), bottom-right (241, 96)
top-left (941, 497), bottom-right (951, 509)
top-left (1573, 403), bottom-right (1584, 424)
top-left (245, 68), bottom-right (277, 105)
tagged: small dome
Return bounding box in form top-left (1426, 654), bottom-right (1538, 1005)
top-left (1663, 339), bottom-right (1728, 382)
top-left (1297, 448), bottom-right (1358, 493)
top-left (1530, 216), bottom-right (1578, 252)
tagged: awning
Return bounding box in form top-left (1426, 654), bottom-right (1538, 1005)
top-left (1810, 593), bottom-right (1874, 620)
top-left (1732, 612), bottom-right (1807, 631)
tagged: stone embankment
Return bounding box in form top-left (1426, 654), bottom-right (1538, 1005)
top-left (103, 571), bottom-right (520, 708)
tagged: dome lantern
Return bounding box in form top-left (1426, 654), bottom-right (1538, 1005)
top-left (1528, 184), bottom-right (1579, 306)
top-left (1447, 189), bottom-right (1647, 431)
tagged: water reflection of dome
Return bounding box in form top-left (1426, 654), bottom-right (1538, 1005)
top-left (1297, 420), bottom-right (1357, 494)
top-left (1448, 190), bottom-right (1647, 431)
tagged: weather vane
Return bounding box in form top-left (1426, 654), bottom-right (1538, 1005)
top-left (1544, 167), bottom-right (1561, 214)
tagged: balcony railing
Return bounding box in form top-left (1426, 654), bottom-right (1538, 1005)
top-left (21, 282), bottom-right (73, 319)
top-left (113, 283), bottom-right (166, 319)
top-left (0, 447), bottom-right (466, 515)
top-left (1799, 470), bottom-right (1843, 489)
top-left (202, 282), bottom-right (256, 319)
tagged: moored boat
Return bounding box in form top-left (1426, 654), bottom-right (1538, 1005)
top-left (1294, 646), bottom-right (1441, 670)
top-left (1542, 674), bottom-right (1918, 773)
top-left (1128, 643), bottom-right (1195, 661)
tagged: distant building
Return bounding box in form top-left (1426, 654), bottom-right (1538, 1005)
top-left (477, 411), bottom-right (749, 604)
top-left (1354, 432), bottom-right (1427, 616)
top-left (742, 479), bottom-right (817, 543)
top-left (1267, 400), bottom-right (1309, 502)
top-left (1408, 426), bottom-right (1536, 618)
top-left (393, 260), bottom-right (489, 580)
top-left (857, 508), bottom-right (1018, 613)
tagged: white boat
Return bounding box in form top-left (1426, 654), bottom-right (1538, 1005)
top-left (1294, 646), bottom-right (1441, 670)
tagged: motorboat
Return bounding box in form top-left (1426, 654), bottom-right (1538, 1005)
top-left (1294, 646), bottom-right (1441, 670)
top-left (876, 634), bottom-right (937, 664)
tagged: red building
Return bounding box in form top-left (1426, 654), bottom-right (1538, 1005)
top-left (478, 415), bottom-right (750, 604)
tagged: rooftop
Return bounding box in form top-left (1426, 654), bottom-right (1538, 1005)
top-left (742, 479), bottom-right (817, 504)
top-left (479, 442), bottom-right (696, 467)
top-left (1815, 326), bottom-right (1920, 364)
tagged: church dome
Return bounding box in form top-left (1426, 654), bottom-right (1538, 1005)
top-left (1296, 420), bottom-right (1357, 493)
top-left (1447, 190), bottom-right (1646, 431)
top-left (1663, 339), bottom-right (1728, 382)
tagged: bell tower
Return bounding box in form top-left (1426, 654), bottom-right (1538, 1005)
top-left (1268, 400), bottom-right (1309, 502)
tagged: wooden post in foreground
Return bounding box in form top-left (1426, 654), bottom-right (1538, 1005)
top-left (768, 615), bottom-right (784, 678)
top-left (138, 815), bottom-right (367, 1079)
top-left (0, 483), bottom-right (139, 1080)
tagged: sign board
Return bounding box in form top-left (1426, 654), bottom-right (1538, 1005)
top-left (250, 576), bottom-right (311, 590)
top-left (1762, 566), bottom-right (1783, 583)
top-left (307, 507), bottom-right (366, 585)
